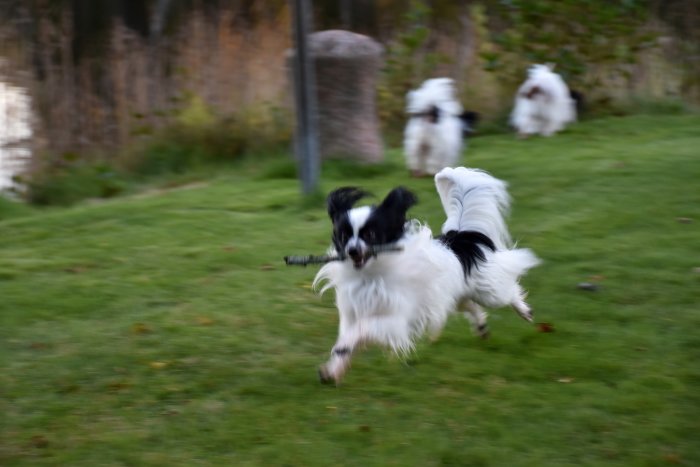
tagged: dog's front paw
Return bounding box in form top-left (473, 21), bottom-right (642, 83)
top-left (318, 365), bottom-right (336, 385)
top-left (477, 323), bottom-right (490, 339)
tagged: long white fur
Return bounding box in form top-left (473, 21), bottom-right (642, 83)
top-left (404, 78), bottom-right (464, 175)
top-left (315, 221), bottom-right (464, 355)
top-left (436, 167), bottom-right (512, 250)
top-left (510, 64), bottom-right (576, 137)
top-left (314, 167), bottom-right (540, 383)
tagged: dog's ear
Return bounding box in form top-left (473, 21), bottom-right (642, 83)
top-left (327, 187), bottom-right (369, 220)
top-left (377, 187), bottom-right (417, 222)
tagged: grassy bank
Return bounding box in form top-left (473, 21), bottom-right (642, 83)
top-left (1, 114), bottom-right (699, 466)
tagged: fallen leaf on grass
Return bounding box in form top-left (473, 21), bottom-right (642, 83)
top-left (64, 265), bottom-right (89, 274)
top-left (131, 323), bottom-right (152, 335)
top-left (536, 322), bottom-right (555, 333)
top-left (663, 453), bottom-right (682, 464)
top-left (195, 316), bottom-right (214, 326)
top-left (675, 217), bottom-right (692, 224)
top-left (358, 425), bottom-right (371, 432)
top-left (106, 381), bottom-right (130, 391)
top-left (557, 377), bottom-right (574, 383)
top-left (29, 435), bottom-right (49, 448)
top-left (149, 361), bottom-right (169, 369)
top-left (260, 264), bottom-right (276, 271)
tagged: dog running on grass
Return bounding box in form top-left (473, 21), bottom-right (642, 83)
top-left (313, 167), bottom-right (540, 384)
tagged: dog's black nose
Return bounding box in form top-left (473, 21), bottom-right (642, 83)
top-left (347, 247), bottom-right (360, 259)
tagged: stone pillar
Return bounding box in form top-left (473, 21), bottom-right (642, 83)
top-left (307, 30), bottom-right (384, 163)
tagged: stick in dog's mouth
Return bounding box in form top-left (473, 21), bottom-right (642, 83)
top-left (284, 243), bottom-right (403, 267)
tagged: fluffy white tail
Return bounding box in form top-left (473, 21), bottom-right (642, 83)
top-left (494, 248), bottom-right (541, 277)
top-left (434, 167), bottom-right (512, 250)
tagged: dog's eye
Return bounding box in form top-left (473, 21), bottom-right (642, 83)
top-left (335, 224), bottom-right (351, 244)
top-left (361, 230), bottom-right (377, 243)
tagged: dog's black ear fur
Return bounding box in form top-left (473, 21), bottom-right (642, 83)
top-left (327, 187), bottom-right (369, 220)
top-left (376, 187), bottom-right (418, 226)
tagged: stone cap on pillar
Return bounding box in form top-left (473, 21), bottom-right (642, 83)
top-left (308, 30), bottom-right (384, 59)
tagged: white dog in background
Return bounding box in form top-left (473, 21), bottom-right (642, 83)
top-left (510, 64), bottom-right (577, 137)
top-left (404, 78), bottom-right (475, 177)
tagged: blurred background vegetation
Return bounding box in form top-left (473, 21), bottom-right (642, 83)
top-left (0, 0), bottom-right (698, 205)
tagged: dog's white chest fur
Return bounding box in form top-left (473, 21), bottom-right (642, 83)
top-left (316, 227), bottom-right (465, 353)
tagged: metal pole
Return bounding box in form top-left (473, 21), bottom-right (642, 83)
top-left (290, 0), bottom-right (320, 195)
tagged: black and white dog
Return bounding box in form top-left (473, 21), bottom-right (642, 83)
top-left (313, 167), bottom-right (540, 383)
top-left (404, 78), bottom-right (478, 177)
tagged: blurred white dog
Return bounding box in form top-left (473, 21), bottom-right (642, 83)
top-left (404, 78), bottom-right (475, 177)
top-left (510, 64), bottom-right (577, 137)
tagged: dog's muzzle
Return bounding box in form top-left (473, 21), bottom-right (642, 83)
top-left (347, 246), bottom-right (370, 269)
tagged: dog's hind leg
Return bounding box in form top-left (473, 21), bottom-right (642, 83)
top-left (462, 299), bottom-right (490, 339)
top-left (511, 288), bottom-right (533, 322)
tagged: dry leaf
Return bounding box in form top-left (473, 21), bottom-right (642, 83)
top-left (196, 316), bottom-right (214, 326)
top-left (64, 265), bottom-right (88, 274)
top-left (107, 381), bottom-right (130, 391)
top-left (536, 322), bottom-right (555, 333)
top-left (29, 435), bottom-right (49, 448)
top-left (131, 323), bottom-right (152, 335)
top-left (149, 361), bottom-right (168, 369)
top-left (557, 377), bottom-right (574, 383)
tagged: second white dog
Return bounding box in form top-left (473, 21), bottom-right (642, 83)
top-left (510, 64), bottom-right (577, 137)
top-left (404, 78), bottom-right (468, 177)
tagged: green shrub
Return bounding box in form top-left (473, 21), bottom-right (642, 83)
top-left (22, 95), bottom-right (293, 206)
top-left (129, 97), bottom-right (292, 176)
top-left (26, 162), bottom-right (127, 206)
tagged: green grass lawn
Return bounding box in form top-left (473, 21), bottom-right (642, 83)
top-left (1, 114), bottom-right (699, 466)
